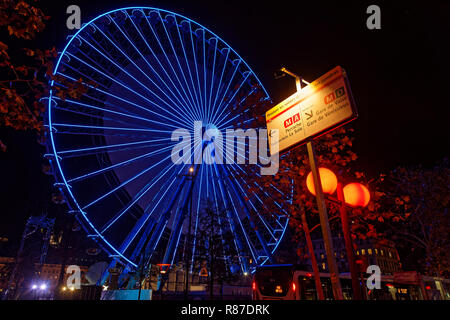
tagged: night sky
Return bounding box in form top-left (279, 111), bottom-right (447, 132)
top-left (1, 0), bottom-right (449, 253)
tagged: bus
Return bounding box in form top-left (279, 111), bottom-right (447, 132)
top-left (252, 264), bottom-right (450, 300)
top-left (252, 264), bottom-right (354, 300)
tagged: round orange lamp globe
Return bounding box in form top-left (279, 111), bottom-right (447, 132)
top-left (343, 183), bottom-right (370, 207)
top-left (306, 167), bottom-right (338, 195)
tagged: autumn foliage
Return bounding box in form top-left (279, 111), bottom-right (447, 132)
top-left (0, 0), bottom-right (89, 149)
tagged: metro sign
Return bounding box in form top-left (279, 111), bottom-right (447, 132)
top-left (284, 113), bottom-right (301, 128)
top-left (266, 66), bottom-right (358, 155)
top-left (324, 86), bottom-right (346, 105)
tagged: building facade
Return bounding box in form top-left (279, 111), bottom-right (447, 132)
top-left (311, 235), bottom-right (402, 275)
top-left (0, 256), bottom-right (90, 298)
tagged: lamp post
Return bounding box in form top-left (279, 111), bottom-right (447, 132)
top-left (278, 68), bottom-right (343, 300)
top-left (306, 168), bottom-right (370, 300)
top-left (299, 206), bottom-right (325, 300)
top-left (336, 182), bottom-right (362, 300)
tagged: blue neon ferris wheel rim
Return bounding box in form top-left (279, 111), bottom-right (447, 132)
top-left (45, 7), bottom-right (290, 272)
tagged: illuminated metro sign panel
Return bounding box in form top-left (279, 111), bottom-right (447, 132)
top-left (265, 66), bottom-right (358, 155)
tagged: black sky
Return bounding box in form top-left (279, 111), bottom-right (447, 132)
top-left (1, 0), bottom-right (449, 249)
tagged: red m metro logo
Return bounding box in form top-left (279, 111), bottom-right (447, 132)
top-left (284, 113), bottom-right (301, 128)
top-left (324, 86), bottom-right (345, 104)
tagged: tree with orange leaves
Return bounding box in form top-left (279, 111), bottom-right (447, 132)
top-left (0, 0), bottom-right (89, 150)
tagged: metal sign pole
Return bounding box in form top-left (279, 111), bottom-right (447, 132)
top-left (300, 210), bottom-right (325, 300)
top-left (337, 182), bottom-right (362, 300)
top-left (276, 67), bottom-right (348, 300)
top-left (306, 141), bottom-right (344, 300)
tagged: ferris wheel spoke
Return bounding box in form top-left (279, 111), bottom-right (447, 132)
top-left (246, 164), bottom-right (290, 200)
top-left (231, 163), bottom-right (289, 214)
top-left (156, 12), bottom-right (202, 120)
top-left (231, 166), bottom-right (290, 225)
top-left (162, 170), bottom-right (198, 265)
top-left (99, 18), bottom-right (199, 123)
top-left (200, 29), bottom-right (209, 123)
top-left (123, 166), bottom-right (185, 257)
top-left (58, 138), bottom-right (172, 159)
top-left (64, 50), bottom-right (196, 127)
top-left (213, 75), bottom-right (254, 128)
top-left (127, 13), bottom-right (198, 115)
top-left (82, 152), bottom-right (174, 210)
top-left (67, 144), bottom-right (174, 184)
top-left (207, 163), bottom-right (227, 245)
top-left (77, 36), bottom-right (197, 125)
top-left (209, 163), bottom-right (239, 271)
top-left (212, 71), bottom-right (252, 127)
top-left (224, 186), bottom-right (257, 263)
top-left (143, 14), bottom-right (200, 119)
top-left (100, 157), bottom-right (182, 234)
top-left (212, 163), bottom-right (246, 273)
top-left (52, 74), bottom-right (167, 125)
top-left (250, 184), bottom-right (284, 228)
top-left (83, 139), bottom-right (200, 228)
top-left (174, 20), bottom-right (204, 121)
top-left (210, 48), bottom-right (230, 124)
top-left (54, 97), bottom-right (183, 131)
top-left (238, 86), bottom-right (258, 108)
top-left (165, 15), bottom-right (205, 122)
top-left (56, 72), bottom-right (191, 129)
top-left (189, 163), bottom-right (204, 272)
top-left (221, 165), bottom-right (272, 260)
top-left (207, 38), bottom-right (219, 121)
top-left (215, 163), bottom-right (256, 266)
top-left (216, 113), bottom-right (240, 130)
top-left (208, 162), bottom-right (220, 213)
top-left (188, 23), bottom-right (207, 121)
top-left (217, 100), bottom-right (260, 129)
top-left (52, 123), bottom-right (174, 134)
top-left (227, 164), bottom-right (277, 240)
top-left (208, 59), bottom-right (241, 124)
top-left (252, 182), bottom-right (288, 228)
top-left (161, 143), bottom-right (204, 265)
top-left (130, 12), bottom-right (203, 121)
top-left (141, 170), bottom-right (194, 264)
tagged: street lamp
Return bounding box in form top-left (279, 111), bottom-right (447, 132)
top-left (306, 167), bottom-right (370, 300)
top-left (342, 183), bottom-right (370, 207)
top-left (306, 168), bottom-right (338, 195)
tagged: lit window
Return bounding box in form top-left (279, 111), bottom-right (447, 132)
top-left (375, 249), bottom-right (378, 255)
top-left (381, 250), bottom-right (384, 256)
top-left (320, 254), bottom-right (325, 259)
top-left (389, 251), bottom-right (392, 258)
top-left (322, 263), bottom-right (326, 270)
top-left (368, 249), bottom-right (372, 255)
top-left (361, 249), bottom-right (365, 255)
top-left (356, 251), bottom-right (359, 255)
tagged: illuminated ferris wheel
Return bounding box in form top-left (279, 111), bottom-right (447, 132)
top-left (44, 7), bottom-right (291, 278)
